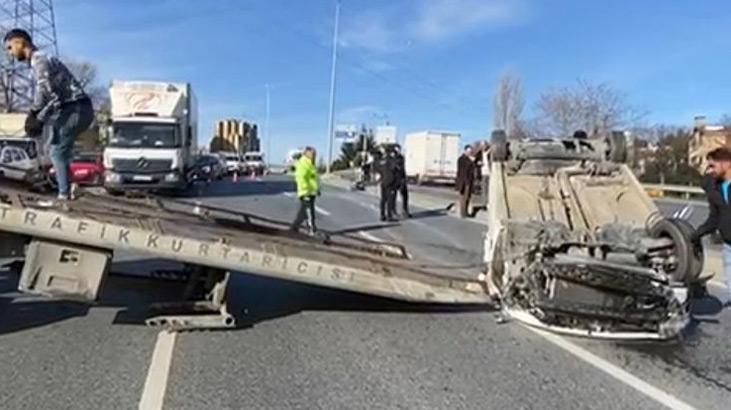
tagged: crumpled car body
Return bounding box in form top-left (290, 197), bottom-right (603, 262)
top-left (484, 134), bottom-right (702, 340)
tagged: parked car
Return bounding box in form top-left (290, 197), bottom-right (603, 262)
top-left (217, 152), bottom-right (244, 175)
top-left (48, 152), bottom-right (105, 186)
top-left (0, 145), bottom-right (42, 183)
top-left (243, 151), bottom-right (267, 176)
top-left (70, 152), bottom-right (104, 185)
top-left (191, 154), bottom-right (226, 183)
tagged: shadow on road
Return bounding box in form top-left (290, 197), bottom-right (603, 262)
top-left (185, 178), bottom-right (296, 199)
top-left (226, 272), bottom-right (494, 330)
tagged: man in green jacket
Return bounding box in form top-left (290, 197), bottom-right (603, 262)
top-left (290, 146), bottom-right (320, 234)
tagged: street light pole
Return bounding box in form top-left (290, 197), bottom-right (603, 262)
top-left (265, 83), bottom-right (271, 166)
top-left (325, 0), bottom-right (341, 174)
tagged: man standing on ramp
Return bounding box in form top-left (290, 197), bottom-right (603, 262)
top-left (4, 28), bottom-right (93, 201)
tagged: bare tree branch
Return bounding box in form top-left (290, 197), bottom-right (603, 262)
top-left (534, 79), bottom-right (647, 137)
top-left (492, 71), bottom-right (524, 137)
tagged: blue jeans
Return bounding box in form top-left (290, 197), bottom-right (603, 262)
top-left (49, 100), bottom-right (94, 196)
top-left (721, 243), bottom-right (731, 300)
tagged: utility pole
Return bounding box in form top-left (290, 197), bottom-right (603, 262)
top-left (0, 0), bottom-right (59, 112)
top-left (325, 0), bottom-right (340, 174)
top-left (265, 83), bottom-right (271, 166)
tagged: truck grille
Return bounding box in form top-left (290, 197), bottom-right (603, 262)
top-left (112, 158), bottom-right (173, 173)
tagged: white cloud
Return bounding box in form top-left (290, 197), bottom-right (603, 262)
top-left (411, 0), bottom-right (529, 41)
top-left (341, 0), bottom-right (531, 54)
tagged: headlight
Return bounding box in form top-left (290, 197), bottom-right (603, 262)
top-left (105, 172), bottom-right (121, 183)
top-left (164, 172), bottom-right (180, 182)
top-left (202, 165), bottom-right (211, 173)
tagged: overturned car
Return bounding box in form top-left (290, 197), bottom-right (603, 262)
top-left (484, 131), bottom-right (703, 340)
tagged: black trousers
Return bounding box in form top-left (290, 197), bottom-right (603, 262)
top-left (390, 181), bottom-right (409, 215)
top-left (380, 184), bottom-right (396, 219)
top-left (291, 195), bottom-right (317, 233)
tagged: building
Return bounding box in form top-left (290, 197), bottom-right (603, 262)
top-left (210, 119), bottom-right (259, 154)
top-left (688, 116), bottom-right (731, 173)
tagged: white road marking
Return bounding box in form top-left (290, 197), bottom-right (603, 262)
top-left (528, 328), bottom-right (698, 410)
top-left (282, 192), bottom-right (295, 198)
top-left (709, 280), bottom-right (728, 289)
top-left (315, 206), bottom-right (331, 216)
top-left (139, 330), bottom-right (177, 410)
top-left (358, 231), bottom-right (383, 242)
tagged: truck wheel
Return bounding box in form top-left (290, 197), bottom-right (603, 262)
top-left (649, 218), bottom-right (702, 283)
top-left (490, 130), bottom-right (509, 162)
top-left (606, 131), bottom-right (628, 163)
top-left (105, 187), bottom-right (123, 196)
top-left (669, 218), bottom-right (704, 283)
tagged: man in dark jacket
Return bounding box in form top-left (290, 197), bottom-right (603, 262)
top-left (456, 145), bottom-right (476, 218)
top-left (391, 144), bottom-right (411, 218)
top-left (377, 146), bottom-right (397, 222)
top-left (692, 147), bottom-right (731, 305)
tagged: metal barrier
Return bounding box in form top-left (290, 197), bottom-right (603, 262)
top-left (642, 183), bottom-right (705, 201)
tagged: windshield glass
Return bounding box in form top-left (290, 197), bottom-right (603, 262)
top-left (110, 123), bottom-right (179, 148)
top-left (73, 153), bottom-right (99, 163)
top-left (245, 155), bottom-right (263, 162)
top-left (225, 155), bottom-right (239, 161)
top-left (0, 139), bottom-right (37, 159)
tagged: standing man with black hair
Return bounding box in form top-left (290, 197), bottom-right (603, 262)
top-left (456, 145), bottom-right (476, 218)
top-left (692, 147), bottom-right (731, 307)
top-left (391, 144), bottom-right (411, 218)
top-left (377, 146), bottom-right (397, 222)
top-left (4, 28), bottom-right (93, 201)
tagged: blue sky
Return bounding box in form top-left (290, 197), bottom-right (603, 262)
top-left (55, 0), bottom-right (731, 162)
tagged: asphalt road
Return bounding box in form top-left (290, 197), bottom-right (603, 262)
top-left (0, 175), bottom-right (729, 409)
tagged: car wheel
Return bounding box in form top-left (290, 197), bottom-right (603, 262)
top-left (649, 218), bottom-right (702, 283)
top-left (490, 129), bottom-right (509, 162)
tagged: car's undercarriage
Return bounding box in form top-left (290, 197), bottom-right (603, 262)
top-left (486, 133), bottom-right (702, 340)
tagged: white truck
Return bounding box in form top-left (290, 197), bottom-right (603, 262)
top-left (0, 113), bottom-right (51, 186)
top-left (404, 131), bottom-right (460, 184)
top-left (104, 81), bottom-right (198, 193)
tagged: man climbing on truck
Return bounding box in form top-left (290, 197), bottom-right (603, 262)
top-left (4, 28), bottom-right (93, 201)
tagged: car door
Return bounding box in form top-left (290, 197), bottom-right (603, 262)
top-left (0, 147), bottom-right (12, 179)
top-left (6, 148), bottom-right (25, 180)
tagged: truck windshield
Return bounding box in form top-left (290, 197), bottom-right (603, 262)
top-left (245, 155), bottom-right (263, 162)
top-left (0, 139), bottom-right (38, 159)
top-left (110, 123), bottom-right (179, 148)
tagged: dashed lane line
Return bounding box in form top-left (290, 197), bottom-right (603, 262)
top-left (528, 327), bottom-right (699, 410)
top-left (139, 331), bottom-right (177, 410)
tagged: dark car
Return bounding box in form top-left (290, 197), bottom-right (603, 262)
top-left (190, 154), bottom-right (226, 183)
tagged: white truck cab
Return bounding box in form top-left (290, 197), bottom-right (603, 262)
top-left (104, 81), bottom-right (198, 193)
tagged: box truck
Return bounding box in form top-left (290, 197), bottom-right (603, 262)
top-left (103, 81), bottom-right (198, 193)
top-left (404, 131), bottom-right (460, 184)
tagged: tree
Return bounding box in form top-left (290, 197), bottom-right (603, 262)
top-left (637, 127), bottom-right (700, 186)
top-left (331, 124), bottom-right (376, 171)
top-left (492, 71), bottom-right (524, 137)
top-left (65, 59), bottom-right (109, 111)
top-left (720, 114), bottom-right (731, 126)
top-left (535, 79), bottom-right (646, 137)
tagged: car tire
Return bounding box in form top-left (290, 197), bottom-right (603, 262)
top-left (490, 129), bottom-right (509, 162)
top-left (606, 131), bottom-right (628, 163)
top-left (105, 187), bottom-right (123, 196)
top-left (649, 218), bottom-right (702, 283)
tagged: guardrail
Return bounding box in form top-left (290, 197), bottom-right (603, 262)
top-left (642, 183), bottom-right (705, 201)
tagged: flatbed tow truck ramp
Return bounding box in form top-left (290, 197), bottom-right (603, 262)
top-left (0, 182), bottom-right (490, 330)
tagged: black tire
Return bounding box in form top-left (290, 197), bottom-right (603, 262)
top-left (606, 131), bottom-right (627, 163)
top-left (671, 218), bottom-right (704, 283)
top-left (649, 218), bottom-right (701, 283)
top-left (490, 129), bottom-right (509, 162)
